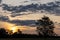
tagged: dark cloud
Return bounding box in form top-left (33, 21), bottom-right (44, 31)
top-left (8, 20), bottom-right (36, 27)
top-left (0, 16), bottom-right (9, 21)
top-left (0, 0), bottom-right (2, 3)
top-left (0, 16), bottom-right (36, 27)
top-left (2, 3), bottom-right (39, 13)
top-left (1, 1), bottom-right (60, 17)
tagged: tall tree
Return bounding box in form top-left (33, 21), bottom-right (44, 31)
top-left (36, 16), bottom-right (57, 36)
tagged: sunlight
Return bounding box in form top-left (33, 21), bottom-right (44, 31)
top-left (10, 27), bottom-right (18, 33)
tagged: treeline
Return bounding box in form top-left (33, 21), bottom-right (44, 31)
top-left (0, 28), bottom-right (41, 38)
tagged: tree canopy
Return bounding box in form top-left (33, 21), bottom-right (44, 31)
top-left (36, 16), bottom-right (57, 36)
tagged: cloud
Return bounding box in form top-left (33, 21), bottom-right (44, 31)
top-left (2, 0), bottom-right (30, 6)
top-left (0, 15), bottom-right (36, 27)
top-left (0, 0), bottom-right (2, 3)
top-left (1, 1), bottom-right (60, 17)
top-left (10, 13), bottom-right (31, 17)
top-left (0, 16), bottom-right (36, 27)
top-left (0, 16), bottom-right (9, 21)
top-left (2, 3), bottom-right (40, 13)
top-left (8, 20), bottom-right (36, 27)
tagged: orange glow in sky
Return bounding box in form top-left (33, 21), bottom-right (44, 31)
top-left (9, 27), bottom-right (18, 33)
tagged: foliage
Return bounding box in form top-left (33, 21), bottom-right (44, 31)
top-left (36, 16), bottom-right (57, 36)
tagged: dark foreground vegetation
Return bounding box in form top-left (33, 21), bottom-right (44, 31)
top-left (0, 28), bottom-right (57, 38)
top-left (0, 30), bottom-right (59, 38)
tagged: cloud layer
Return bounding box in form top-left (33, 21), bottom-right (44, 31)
top-left (1, 1), bottom-right (60, 17)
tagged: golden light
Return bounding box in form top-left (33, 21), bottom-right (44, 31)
top-left (10, 27), bottom-right (18, 33)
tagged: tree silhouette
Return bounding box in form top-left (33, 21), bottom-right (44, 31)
top-left (17, 29), bottom-right (22, 34)
top-left (11, 29), bottom-right (22, 37)
top-left (36, 16), bottom-right (57, 36)
top-left (8, 30), bottom-right (13, 35)
top-left (0, 28), bottom-right (8, 37)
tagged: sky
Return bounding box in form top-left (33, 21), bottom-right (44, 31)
top-left (2, 0), bottom-right (59, 6)
top-left (0, 0), bottom-right (60, 35)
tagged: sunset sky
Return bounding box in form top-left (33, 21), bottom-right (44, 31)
top-left (0, 0), bottom-right (60, 35)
